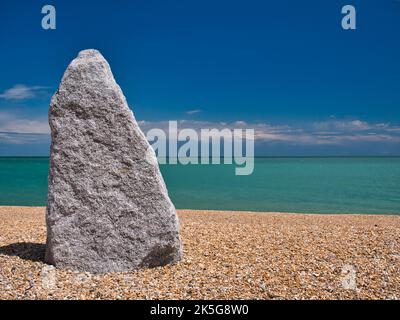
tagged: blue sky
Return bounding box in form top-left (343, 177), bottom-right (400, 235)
top-left (0, 0), bottom-right (399, 156)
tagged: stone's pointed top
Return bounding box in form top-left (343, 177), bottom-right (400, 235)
top-left (57, 48), bottom-right (115, 95)
top-left (77, 49), bottom-right (103, 58)
top-left (72, 49), bottom-right (108, 66)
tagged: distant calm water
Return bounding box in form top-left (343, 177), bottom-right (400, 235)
top-left (0, 157), bottom-right (399, 214)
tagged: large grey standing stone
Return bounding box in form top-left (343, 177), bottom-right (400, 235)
top-left (45, 49), bottom-right (182, 273)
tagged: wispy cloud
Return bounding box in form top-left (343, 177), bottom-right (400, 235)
top-left (313, 119), bottom-right (372, 132)
top-left (138, 118), bottom-right (400, 145)
top-left (0, 132), bottom-right (50, 145)
top-left (185, 109), bottom-right (202, 115)
top-left (1, 110), bottom-right (400, 149)
top-left (0, 111), bottom-right (49, 134)
top-left (0, 84), bottom-right (49, 101)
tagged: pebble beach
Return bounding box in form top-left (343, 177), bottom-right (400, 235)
top-left (0, 206), bottom-right (399, 300)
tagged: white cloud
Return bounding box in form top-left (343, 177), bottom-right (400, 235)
top-left (384, 126), bottom-right (400, 133)
top-left (0, 132), bottom-right (49, 145)
top-left (1, 110), bottom-right (399, 147)
top-left (0, 84), bottom-right (49, 101)
top-left (313, 119), bottom-right (372, 132)
top-left (185, 109), bottom-right (202, 115)
top-left (138, 118), bottom-right (400, 145)
top-left (0, 119), bottom-right (50, 134)
top-left (0, 111), bottom-right (50, 134)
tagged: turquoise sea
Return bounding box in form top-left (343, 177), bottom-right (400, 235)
top-left (0, 157), bottom-right (399, 214)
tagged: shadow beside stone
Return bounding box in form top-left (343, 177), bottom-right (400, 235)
top-left (0, 242), bottom-right (46, 263)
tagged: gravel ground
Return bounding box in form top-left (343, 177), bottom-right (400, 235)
top-left (0, 206), bottom-right (399, 300)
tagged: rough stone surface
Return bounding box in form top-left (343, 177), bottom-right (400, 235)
top-left (45, 49), bottom-right (182, 273)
